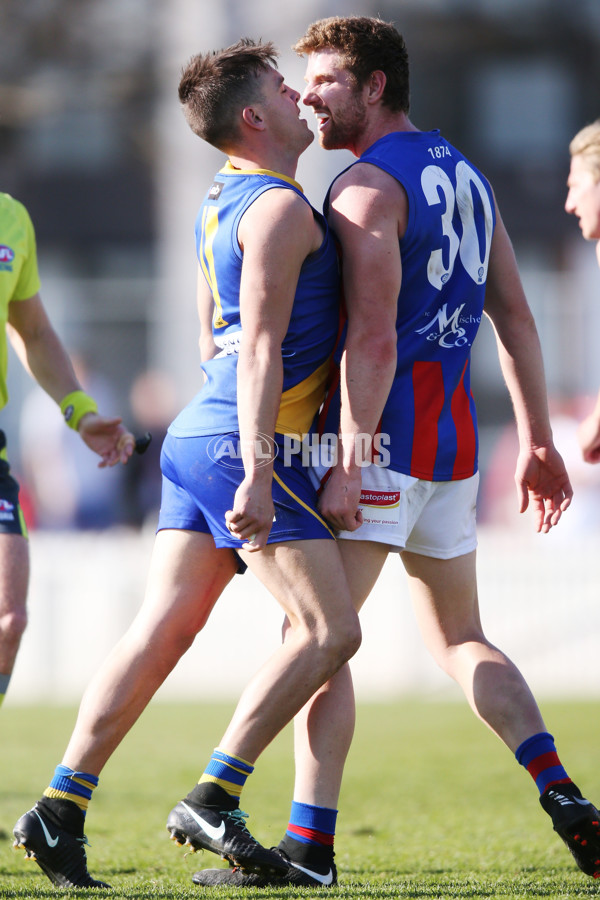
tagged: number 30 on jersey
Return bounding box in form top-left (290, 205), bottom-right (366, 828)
top-left (421, 160), bottom-right (493, 290)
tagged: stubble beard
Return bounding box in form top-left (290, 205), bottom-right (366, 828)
top-left (318, 94), bottom-right (367, 151)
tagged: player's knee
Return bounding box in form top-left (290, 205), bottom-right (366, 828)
top-left (290, 604), bottom-right (361, 669)
top-left (326, 608), bottom-right (362, 665)
top-left (346, 611), bottom-right (362, 659)
top-left (0, 606), bottom-right (28, 648)
top-left (430, 631), bottom-right (490, 677)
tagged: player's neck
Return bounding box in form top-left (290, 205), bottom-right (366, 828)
top-left (352, 112), bottom-right (419, 158)
top-left (227, 148), bottom-right (299, 180)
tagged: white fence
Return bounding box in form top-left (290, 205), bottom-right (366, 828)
top-left (7, 522), bottom-right (600, 706)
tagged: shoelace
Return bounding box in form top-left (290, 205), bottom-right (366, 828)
top-left (221, 808), bottom-right (251, 834)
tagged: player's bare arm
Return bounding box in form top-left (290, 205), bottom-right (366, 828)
top-left (225, 187), bottom-right (320, 549)
top-left (8, 292), bottom-right (134, 466)
top-left (484, 199), bottom-right (572, 531)
top-left (321, 163), bottom-right (401, 531)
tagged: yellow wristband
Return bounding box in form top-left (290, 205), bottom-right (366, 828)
top-left (60, 391), bottom-right (98, 431)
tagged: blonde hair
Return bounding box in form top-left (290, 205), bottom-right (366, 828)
top-left (569, 120), bottom-right (600, 181)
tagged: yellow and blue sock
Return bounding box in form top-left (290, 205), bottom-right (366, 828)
top-left (43, 764), bottom-right (99, 815)
top-left (516, 732), bottom-right (572, 795)
top-left (190, 749), bottom-right (254, 809)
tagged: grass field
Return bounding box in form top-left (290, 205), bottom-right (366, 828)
top-left (1, 700), bottom-right (599, 898)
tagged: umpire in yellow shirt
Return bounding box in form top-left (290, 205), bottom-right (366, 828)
top-left (0, 191), bottom-right (135, 707)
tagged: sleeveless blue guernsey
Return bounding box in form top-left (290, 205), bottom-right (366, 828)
top-left (169, 162), bottom-right (341, 440)
top-left (325, 130), bottom-right (496, 481)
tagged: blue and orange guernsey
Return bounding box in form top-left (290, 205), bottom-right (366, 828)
top-left (169, 162), bottom-right (340, 440)
top-left (325, 130), bottom-right (496, 481)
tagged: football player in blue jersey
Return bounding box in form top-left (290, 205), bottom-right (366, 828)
top-left (12, 39), bottom-right (360, 890)
top-left (192, 17), bottom-right (600, 888)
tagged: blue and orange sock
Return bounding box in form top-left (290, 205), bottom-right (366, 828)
top-left (515, 732), bottom-right (572, 795)
top-left (43, 764), bottom-right (99, 815)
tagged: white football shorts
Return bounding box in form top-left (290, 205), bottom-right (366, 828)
top-left (312, 455), bottom-right (478, 560)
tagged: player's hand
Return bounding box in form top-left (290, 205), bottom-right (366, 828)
top-left (78, 413), bottom-right (136, 467)
top-left (225, 477), bottom-right (275, 551)
top-left (514, 443), bottom-right (573, 533)
top-left (318, 465), bottom-right (364, 533)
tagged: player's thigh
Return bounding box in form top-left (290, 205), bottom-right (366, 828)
top-left (0, 534), bottom-right (29, 614)
top-left (337, 539), bottom-right (390, 612)
top-left (239, 538), bottom-right (357, 635)
top-left (136, 528), bottom-right (239, 639)
top-left (402, 548), bottom-right (484, 653)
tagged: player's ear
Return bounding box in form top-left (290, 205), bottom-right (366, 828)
top-left (242, 106), bottom-right (265, 131)
top-left (367, 70), bottom-right (386, 104)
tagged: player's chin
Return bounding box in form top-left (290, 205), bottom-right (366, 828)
top-left (318, 134), bottom-right (339, 150)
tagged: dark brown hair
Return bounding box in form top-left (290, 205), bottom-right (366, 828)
top-left (179, 38), bottom-right (278, 150)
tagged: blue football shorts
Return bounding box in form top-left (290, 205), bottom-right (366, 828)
top-left (157, 431), bottom-right (335, 549)
top-left (0, 430), bottom-right (28, 537)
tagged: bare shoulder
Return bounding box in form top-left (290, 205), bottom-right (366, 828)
top-left (329, 162), bottom-right (406, 233)
top-left (248, 184), bottom-right (312, 220)
top-left (331, 161), bottom-right (405, 202)
top-left (240, 186), bottom-right (319, 254)
top-left (241, 186), bottom-right (313, 234)
top-left (238, 188), bottom-right (322, 256)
